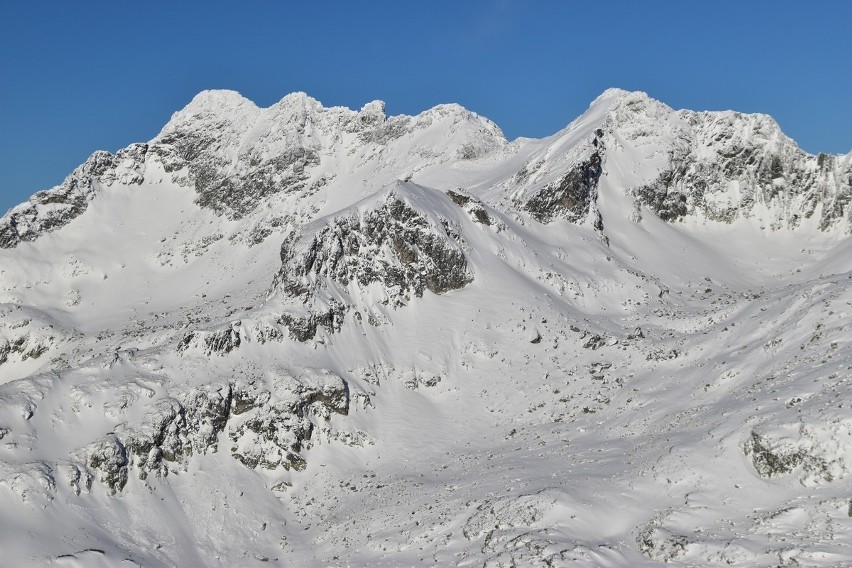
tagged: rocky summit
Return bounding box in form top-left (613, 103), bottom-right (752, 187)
top-left (1, 88), bottom-right (852, 567)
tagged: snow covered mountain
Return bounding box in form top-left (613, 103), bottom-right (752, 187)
top-left (1, 88), bottom-right (852, 567)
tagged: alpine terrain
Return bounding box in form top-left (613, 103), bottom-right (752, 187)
top-left (2, 88), bottom-right (852, 567)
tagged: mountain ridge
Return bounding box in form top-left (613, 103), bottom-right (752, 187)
top-left (3, 88), bottom-right (849, 251)
top-left (1, 89), bottom-right (852, 566)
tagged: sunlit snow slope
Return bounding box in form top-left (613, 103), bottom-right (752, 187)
top-left (1, 88), bottom-right (852, 567)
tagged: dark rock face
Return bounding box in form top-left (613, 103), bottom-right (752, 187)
top-left (177, 323), bottom-right (242, 356)
top-left (447, 190), bottom-right (492, 225)
top-left (633, 154), bottom-right (690, 221)
top-left (275, 193), bottom-right (473, 314)
top-left (278, 301), bottom-right (347, 342)
top-left (524, 151), bottom-right (603, 224)
top-left (160, 125), bottom-right (321, 219)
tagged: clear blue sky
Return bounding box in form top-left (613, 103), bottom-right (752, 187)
top-left (1, 1), bottom-right (850, 214)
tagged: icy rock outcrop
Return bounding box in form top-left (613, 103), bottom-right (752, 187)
top-left (161, 128), bottom-right (321, 220)
top-left (61, 461), bottom-right (95, 496)
top-left (461, 489), bottom-right (578, 566)
top-left (277, 300), bottom-right (347, 343)
top-left (462, 489), bottom-right (561, 540)
top-left (86, 434), bottom-right (129, 494)
top-left (78, 372), bottom-right (350, 490)
top-left (633, 138), bottom-right (852, 227)
top-left (509, 123), bottom-right (607, 239)
top-left (229, 372), bottom-right (348, 470)
top-left (117, 384), bottom-right (233, 479)
top-left (274, 189), bottom-right (473, 332)
top-left (0, 324), bottom-right (57, 367)
top-left (679, 112), bottom-right (852, 229)
top-left (637, 524), bottom-right (689, 562)
top-left (0, 462), bottom-right (57, 507)
top-left (634, 507), bottom-right (694, 562)
top-left (743, 423), bottom-right (850, 486)
top-left (350, 364), bottom-right (443, 390)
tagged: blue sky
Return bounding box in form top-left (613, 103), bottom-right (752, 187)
top-left (1, 1), bottom-right (850, 214)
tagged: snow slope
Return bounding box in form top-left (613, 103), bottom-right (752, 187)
top-left (1, 89), bottom-right (851, 567)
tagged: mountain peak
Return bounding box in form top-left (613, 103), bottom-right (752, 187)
top-left (589, 87), bottom-right (655, 109)
top-left (174, 88), bottom-right (258, 117)
top-left (273, 91), bottom-right (324, 111)
top-left (594, 86), bottom-right (639, 100)
top-left (358, 100), bottom-right (387, 126)
top-left (359, 99), bottom-right (386, 115)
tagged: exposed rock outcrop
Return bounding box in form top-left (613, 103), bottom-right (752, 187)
top-left (272, 187), bottom-right (474, 333)
top-left (76, 371), bottom-right (351, 490)
top-left (86, 434), bottom-right (129, 494)
top-left (447, 189), bottom-right (493, 225)
top-left (743, 422), bottom-right (850, 486)
top-left (177, 323), bottom-right (243, 356)
top-left (228, 371), bottom-right (348, 470)
top-left (524, 150), bottom-right (603, 224)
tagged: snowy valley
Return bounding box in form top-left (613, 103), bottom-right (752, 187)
top-left (1, 88), bottom-right (852, 566)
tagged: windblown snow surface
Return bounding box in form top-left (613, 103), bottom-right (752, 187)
top-left (1, 88), bottom-right (852, 567)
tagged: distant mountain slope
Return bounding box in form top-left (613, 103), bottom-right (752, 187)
top-left (0, 90), bottom-right (851, 567)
